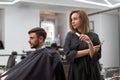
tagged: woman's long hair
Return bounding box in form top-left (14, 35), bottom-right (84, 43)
top-left (69, 10), bottom-right (90, 33)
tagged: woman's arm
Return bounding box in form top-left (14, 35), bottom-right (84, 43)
top-left (76, 49), bottom-right (89, 58)
top-left (77, 34), bottom-right (101, 59)
top-left (75, 45), bottom-right (100, 58)
top-left (86, 41), bottom-right (94, 58)
top-left (64, 32), bottom-right (77, 62)
top-left (91, 34), bottom-right (102, 61)
top-left (78, 34), bottom-right (95, 58)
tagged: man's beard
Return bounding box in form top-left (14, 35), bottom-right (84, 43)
top-left (31, 41), bottom-right (39, 49)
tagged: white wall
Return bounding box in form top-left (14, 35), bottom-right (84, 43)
top-left (4, 6), bottom-right (40, 52)
top-left (0, 6), bottom-right (40, 65)
top-left (89, 13), bottom-right (119, 68)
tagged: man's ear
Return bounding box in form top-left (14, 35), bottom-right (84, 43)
top-left (39, 36), bottom-right (43, 42)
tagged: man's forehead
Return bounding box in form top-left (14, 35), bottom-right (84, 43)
top-left (29, 33), bottom-right (36, 37)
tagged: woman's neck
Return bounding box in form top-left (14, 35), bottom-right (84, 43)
top-left (77, 29), bottom-right (83, 33)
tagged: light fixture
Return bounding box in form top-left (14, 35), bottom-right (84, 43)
top-left (112, 3), bottom-right (120, 7)
top-left (75, 0), bottom-right (120, 8)
top-left (75, 0), bottom-right (111, 7)
top-left (0, 0), bottom-right (20, 4)
top-left (104, 0), bottom-right (112, 5)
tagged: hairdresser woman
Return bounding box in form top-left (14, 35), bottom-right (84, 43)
top-left (64, 10), bottom-right (102, 80)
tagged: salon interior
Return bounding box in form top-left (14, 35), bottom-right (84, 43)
top-left (0, 0), bottom-right (120, 79)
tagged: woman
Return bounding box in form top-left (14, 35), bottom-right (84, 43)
top-left (64, 10), bottom-right (102, 80)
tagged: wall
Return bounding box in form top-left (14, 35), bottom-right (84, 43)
top-left (89, 13), bottom-right (119, 68)
top-left (4, 6), bottom-right (40, 52)
top-left (0, 5), bottom-right (40, 65)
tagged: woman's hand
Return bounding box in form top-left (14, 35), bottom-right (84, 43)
top-left (79, 34), bottom-right (91, 44)
top-left (93, 45), bottom-right (101, 52)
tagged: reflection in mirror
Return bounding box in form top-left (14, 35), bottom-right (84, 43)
top-left (40, 11), bottom-right (55, 47)
top-left (0, 9), bottom-right (4, 49)
top-left (40, 11), bottom-right (64, 47)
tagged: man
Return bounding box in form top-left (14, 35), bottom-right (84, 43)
top-left (50, 43), bottom-right (61, 60)
top-left (1, 27), bottom-right (66, 80)
top-left (51, 43), bottom-right (58, 50)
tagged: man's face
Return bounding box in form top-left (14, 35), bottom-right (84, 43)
top-left (28, 33), bottom-right (39, 49)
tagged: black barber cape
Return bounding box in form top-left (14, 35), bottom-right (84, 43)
top-left (0, 48), bottom-right (66, 80)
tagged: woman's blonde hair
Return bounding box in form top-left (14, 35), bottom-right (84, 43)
top-left (69, 10), bottom-right (90, 33)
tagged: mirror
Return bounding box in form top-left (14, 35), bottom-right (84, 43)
top-left (0, 9), bottom-right (4, 49)
top-left (40, 11), bottom-right (67, 47)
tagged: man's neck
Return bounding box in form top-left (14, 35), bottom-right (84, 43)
top-left (36, 45), bottom-right (45, 50)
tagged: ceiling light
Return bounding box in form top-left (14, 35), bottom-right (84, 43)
top-left (0, 0), bottom-right (20, 4)
top-left (111, 3), bottom-right (120, 7)
top-left (75, 0), bottom-right (111, 7)
top-left (75, 0), bottom-right (120, 8)
top-left (104, 0), bottom-right (112, 5)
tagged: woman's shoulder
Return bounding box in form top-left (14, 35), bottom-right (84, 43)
top-left (87, 31), bottom-right (98, 36)
top-left (67, 31), bottom-right (74, 36)
top-left (67, 31), bottom-right (72, 34)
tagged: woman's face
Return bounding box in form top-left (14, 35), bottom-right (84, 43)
top-left (71, 13), bottom-right (81, 30)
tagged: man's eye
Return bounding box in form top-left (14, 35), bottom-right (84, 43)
top-left (30, 37), bottom-right (33, 39)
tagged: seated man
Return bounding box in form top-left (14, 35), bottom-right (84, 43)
top-left (51, 43), bottom-right (58, 50)
top-left (50, 43), bottom-right (61, 59)
top-left (0, 27), bottom-right (66, 80)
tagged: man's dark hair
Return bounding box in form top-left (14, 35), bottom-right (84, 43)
top-left (51, 43), bottom-right (58, 50)
top-left (28, 27), bottom-right (47, 41)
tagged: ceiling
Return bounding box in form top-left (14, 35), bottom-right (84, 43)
top-left (1, 0), bottom-right (120, 6)
top-left (0, 0), bottom-right (15, 2)
top-left (20, 0), bottom-right (120, 8)
top-left (1, 0), bottom-right (120, 13)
